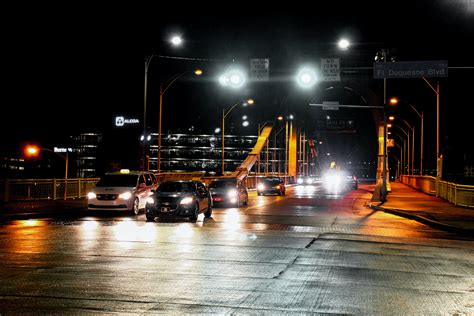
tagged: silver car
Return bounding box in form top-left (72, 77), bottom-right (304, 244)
top-left (87, 170), bottom-right (154, 215)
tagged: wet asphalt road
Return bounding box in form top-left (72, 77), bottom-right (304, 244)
top-left (0, 183), bottom-right (473, 314)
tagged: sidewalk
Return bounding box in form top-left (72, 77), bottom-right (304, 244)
top-left (368, 181), bottom-right (474, 236)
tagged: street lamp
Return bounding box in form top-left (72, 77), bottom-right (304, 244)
top-left (157, 69), bottom-right (203, 173)
top-left (24, 145), bottom-right (69, 199)
top-left (221, 99), bottom-right (254, 175)
top-left (143, 35), bottom-right (183, 171)
top-left (390, 98), bottom-right (424, 175)
top-left (296, 66), bottom-right (318, 88)
top-left (374, 48), bottom-right (391, 202)
top-left (392, 125), bottom-right (410, 175)
top-left (395, 118), bottom-right (415, 175)
top-left (397, 118), bottom-right (415, 175)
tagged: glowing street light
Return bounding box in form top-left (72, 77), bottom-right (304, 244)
top-left (221, 99), bottom-right (254, 175)
top-left (338, 38), bottom-right (350, 50)
top-left (24, 145), bottom-right (69, 199)
top-left (170, 35), bottom-right (183, 46)
top-left (296, 67), bottom-right (318, 88)
top-left (157, 69), bottom-right (203, 173)
top-left (144, 35), bottom-right (183, 171)
top-left (390, 97), bottom-right (424, 175)
top-left (219, 68), bottom-right (246, 89)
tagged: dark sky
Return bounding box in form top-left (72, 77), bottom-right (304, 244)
top-left (3, 1), bottom-right (473, 162)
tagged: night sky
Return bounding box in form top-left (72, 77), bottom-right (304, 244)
top-left (3, 1), bottom-right (473, 174)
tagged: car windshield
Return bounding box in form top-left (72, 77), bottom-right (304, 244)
top-left (263, 178), bottom-right (281, 185)
top-left (96, 175), bottom-right (138, 187)
top-left (209, 179), bottom-right (237, 188)
top-left (158, 181), bottom-right (194, 193)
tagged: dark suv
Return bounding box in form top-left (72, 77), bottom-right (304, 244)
top-left (257, 177), bottom-right (286, 196)
top-left (208, 177), bottom-right (248, 207)
top-left (145, 180), bottom-right (212, 221)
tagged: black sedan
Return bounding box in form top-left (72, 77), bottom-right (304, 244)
top-left (257, 177), bottom-right (286, 196)
top-left (208, 177), bottom-right (248, 207)
top-left (145, 180), bottom-right (212, 221)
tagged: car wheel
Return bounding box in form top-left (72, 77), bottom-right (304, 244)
top-left (145, 215), bottom-right (155, 222)
top-left (132, 198), bottom-right (140, 215)
top-left (204, 199), bottom-right (212, 218)
top-left (189, 203), bottom-right (199, 221)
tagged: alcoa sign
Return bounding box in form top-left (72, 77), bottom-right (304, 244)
top-left (115, 116), bottom-right (140, 127)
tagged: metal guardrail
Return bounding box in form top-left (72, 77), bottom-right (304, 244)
top-left (0, 178), bottom-right (100, 202)
top-left (400, 175), bottom-right (474, 208)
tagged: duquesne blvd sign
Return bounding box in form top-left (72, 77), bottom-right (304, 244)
top-left (373, 60), bottom-right (448, 79)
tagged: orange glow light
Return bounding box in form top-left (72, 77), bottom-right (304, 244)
top-left (24, 145), bottom-right (40, 157)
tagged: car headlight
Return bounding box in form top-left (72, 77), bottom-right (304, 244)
top-left (87, 192), bottom-right (96, 199)
top-left (306, 178), bottom-right (313, 184)
top-left (275, 185), bottom-right (281, 189)
top-left (146, 197), bottom-right (154, 204)
top-left (325, 175), bottom-right (341, 186)
top-left (118, 191), bottom-right (132, 200)
top-left (227, 189), bottom-right (238, 197)
top-left (297, 178), bottom-right (304, 184)
top-left (180, 197), bottom-right (193, 205)
top-left (257, 184), bottom-right (265, 191)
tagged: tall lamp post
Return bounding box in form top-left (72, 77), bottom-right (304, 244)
top-left (221, 99), bottom-right (254, 175)
top-left (392, 125), bottom-right (410, 175)
top-left (390, 98), bottom-right (424, 175)
top-left (374, 49), bottom-right (391, 202)
top-left (157, 69), bottom-right (202, 173)
top-left (24, 145), bottom-right (69, 200)
top-left (143, 35), bottom-right (183, 171)
top-left (422, 79), bottom-right (441, 196)
top-left (398, 118), bottom-right (415, 176)
top-left (393, 133), bottom-right (406, 176)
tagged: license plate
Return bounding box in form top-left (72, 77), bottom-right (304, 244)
top-left (213, 197), bottom-right (223, 201)
top-left (161, 207), bottom-right (170, 212)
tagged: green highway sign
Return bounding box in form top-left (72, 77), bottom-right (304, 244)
top-left (373, 60), bottom-right (448, 79)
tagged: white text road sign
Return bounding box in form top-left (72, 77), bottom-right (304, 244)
top-left (250, 58), bottom-right (269, 81)
top-left (374, 60), bottom-right (448, 79)
top-left (321, 58), bottom-right (340, 82)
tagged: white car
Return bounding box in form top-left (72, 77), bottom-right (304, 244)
top-left (87, 169), bottom-right (154, 215)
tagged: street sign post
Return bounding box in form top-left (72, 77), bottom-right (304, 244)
top-left (373, 60), bottom-right (448, 79)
